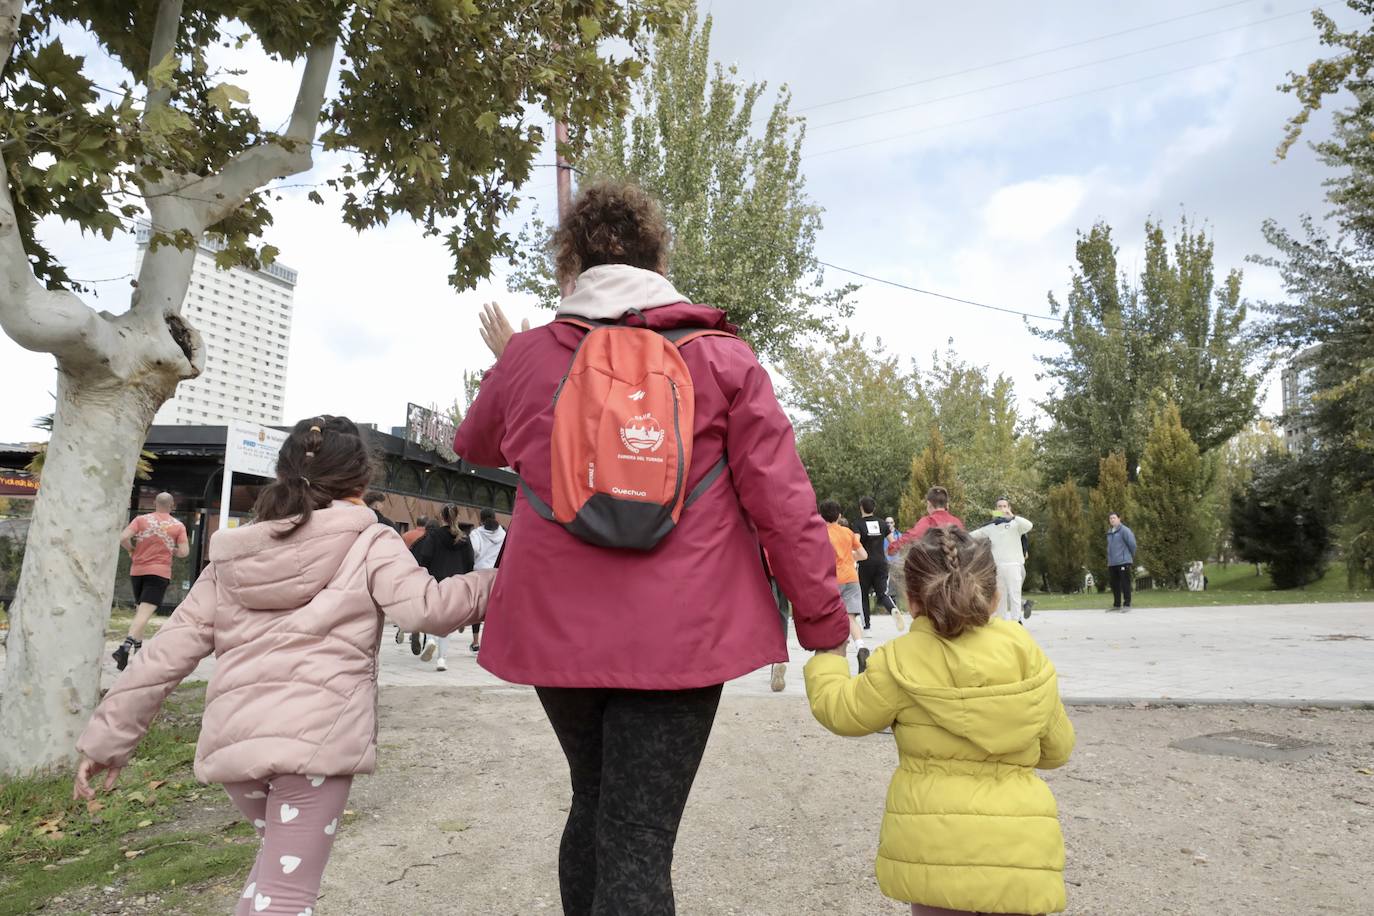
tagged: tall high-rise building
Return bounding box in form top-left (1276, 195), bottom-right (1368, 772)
top-left (1280, 345), bottom-right (1320, 453)
top-left (141, 225), bottom-right (297, 427)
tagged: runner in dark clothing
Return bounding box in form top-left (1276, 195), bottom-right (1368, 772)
top-left (409, 505), bottom-right (475, 670)
top-left (851, 496), bottom-right (896, 631)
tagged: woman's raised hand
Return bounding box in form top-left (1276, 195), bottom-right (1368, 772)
top-left (479, 301), bottom-right (530, 359)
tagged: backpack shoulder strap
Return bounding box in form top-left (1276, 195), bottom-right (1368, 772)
top-left (661, 327), bottom-right (737, 348)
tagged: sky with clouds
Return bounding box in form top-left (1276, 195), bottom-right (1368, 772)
top-left (0, 0), bottom-right (1350, 444)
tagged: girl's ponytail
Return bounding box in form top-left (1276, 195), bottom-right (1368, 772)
top-left (903, 526), bottom-right (998, 639)
top-left (251, 415), bottom-right (377, 537)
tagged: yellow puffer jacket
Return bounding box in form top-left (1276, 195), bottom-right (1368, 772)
top-left (805, 617), bottom-right (1075, 914)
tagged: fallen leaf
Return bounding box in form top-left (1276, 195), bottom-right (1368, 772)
top-left (437, 820), bottom-right (470, 833)
top-left (125, 792), bottom-right (145, 804)
top-left (124, 850), bottom-right (142, 859)
top-left (1356, 768), bottom-right (1374, 776)
top-left (147, 780), bottom-right (167, 791)
top-left (86, 800), bottom-right (105, 815)
top-left (136, 819), bottom-right (153, 828)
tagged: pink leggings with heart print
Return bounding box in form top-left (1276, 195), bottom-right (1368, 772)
top-left (223, 774), bottom-right (352, 915)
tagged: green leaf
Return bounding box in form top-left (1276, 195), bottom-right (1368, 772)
top-left (206, 82), bottom-right (250, 114)
top-left (578, 17), bottom-right (602, 43)
top-left (259, 244), bottom-right (280, 265)
top-left (475, 111), bottom-right (499, 134)
top-left (46, 160), bottom-right (79, 186)
top-left (147, 51), bottom-right (178, 91)
top-left (411, 14), bottom-right (438, 41)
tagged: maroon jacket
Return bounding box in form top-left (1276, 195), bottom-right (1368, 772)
top-left (886, 508), bottom-right (965, 556)
top-left (454, 294), bottom-right (849, 690)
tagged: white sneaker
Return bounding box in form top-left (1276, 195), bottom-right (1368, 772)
top-left (420, 641), bottom-right (437, 662)
top-left (435, 657), bottom-right (447, 672)
top-left (769, 663), bottom-right (786, 692)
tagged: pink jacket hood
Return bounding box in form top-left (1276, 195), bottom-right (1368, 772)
top-left (78, 503), bottom-right (493, 783)
top-left (210, 503), bottom-right (373, 610)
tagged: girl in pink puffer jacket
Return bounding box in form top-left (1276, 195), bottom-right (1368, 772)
top-left (73, 416), bottom-right (494, 916)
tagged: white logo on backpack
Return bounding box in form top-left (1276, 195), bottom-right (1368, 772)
top-left (619, 414), bottom-right (665, 454)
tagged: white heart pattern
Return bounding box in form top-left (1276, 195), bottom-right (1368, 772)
top-left (308, 775), bottom-right (325, 788)
top-left (280, 803), bottom-right (299, 824)
top-left (242, 881), bottom-right (256, 899)
top-left (297, 909), bottom-right (313, 916)
top-left (244, 790), bottom-right (267, 799)
top-left (254, 892), bottom-right (272, 912)
top-left (253, 818), bottom-right (266, 831)
top-left (280, 854), bottom-right (302, 875)
top-left (323, 818), bottom-right (337, 836)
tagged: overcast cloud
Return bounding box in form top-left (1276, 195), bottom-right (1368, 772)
top-left (0, 0), bottom-right (1349, 443)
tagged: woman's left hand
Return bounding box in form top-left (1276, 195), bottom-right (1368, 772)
top-left (479, 301), bottom-right (530, 359)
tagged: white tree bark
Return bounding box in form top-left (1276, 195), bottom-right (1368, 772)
top-left (0, 0), bottom-right (335, 774)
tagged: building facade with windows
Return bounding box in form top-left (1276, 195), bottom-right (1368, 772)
top-left (140, 225), bottom-right (296, 426)
top-left (1280, 345), bottom-right (1321, 453)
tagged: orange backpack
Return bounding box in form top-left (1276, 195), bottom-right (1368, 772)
top-left (520, 315), bottom-right (734, 550)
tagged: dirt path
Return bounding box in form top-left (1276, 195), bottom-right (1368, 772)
top-left (224, 686), bottom-right (1374, 916)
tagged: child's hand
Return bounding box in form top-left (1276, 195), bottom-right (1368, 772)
top-left (72, 755), bottom-right (121, 800)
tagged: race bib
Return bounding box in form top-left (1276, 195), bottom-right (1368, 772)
top-left (865, 520), bottom-right (882, 537)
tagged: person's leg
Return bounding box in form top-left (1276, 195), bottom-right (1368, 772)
top-left (223, 779), bottom-right (270, 916)
top-left (994, 564), bottom-right (1015, 620)
top-left (422, 633), bottom-right (448, 663)
top-left (770, 580), bottom-right (789, 692)
top-left (114, 576), bottom-right (167, 670)
top-left (248, 774), bottom-right (352, 915)
top-left (1109, 565), bottom-right (1123, 608)
top-left (873, 566), bottom-right (896, 612)
top-left (537, 687), bottom-right (609, 916)
top-left (1005, 563), bottom-right (1026, 623)
top-left (857, 565), bottom-right (875, 630)
top-left (1121, 563), bottom-right (1133, 608)
top-left (594, 685), bottom-right (723, 916)
top-left (470, 620), bottom-right (482, 651)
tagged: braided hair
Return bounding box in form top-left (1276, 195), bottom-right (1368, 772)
top-left (251, 415), bottom-right (377, 538)
top-left (902, 525), bottom-right (998, 639)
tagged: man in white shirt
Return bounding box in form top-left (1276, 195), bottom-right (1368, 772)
top-left (468, 508), bottom-right (507, 652)
top-left (969, 497), bottom-right (1033, 624)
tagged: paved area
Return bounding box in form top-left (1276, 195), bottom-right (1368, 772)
top-left (63, 600), bottom-right (1374, 704)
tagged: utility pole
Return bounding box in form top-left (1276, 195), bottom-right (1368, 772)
top-left (555, 119), bottom-right (574, 297)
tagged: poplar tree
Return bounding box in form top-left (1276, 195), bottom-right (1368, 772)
top-left (1134, 404), bottom-right (1205, 587)
top-left (1046, 477), bottom-right (1087, 594)
top-left (900, 426), bottom-right (965, 526)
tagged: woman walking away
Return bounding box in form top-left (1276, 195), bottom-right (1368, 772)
top-left (805, 526), bottom-right (1075, 916)
top-left (73, 416), bottom-right (494, 916)
top-left (456, 179), bottom-right (850, 916)
top-left (410, 504), bottom-right (476, 670)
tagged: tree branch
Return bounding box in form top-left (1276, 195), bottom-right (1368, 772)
top-left (0, 147), bottom-right (113, 364)
top-left (170, 38), bottom-right (336, 228)
top-left (143, 0), bottom-right (184, 119)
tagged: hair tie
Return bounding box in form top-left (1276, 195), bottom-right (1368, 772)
top-left (305, 451), bottom-right (316, 459)
top-left (300, 476), bottom-right (311, 486)
top-left (309, 425), bottom-right (321, 434)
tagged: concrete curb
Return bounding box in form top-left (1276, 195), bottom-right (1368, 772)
top-left (1064, 696), bottom-right (1374, 709)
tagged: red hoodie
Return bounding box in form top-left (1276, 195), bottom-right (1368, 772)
top-left (454, 266), bottom-right (850, 689)
top-left (886, 509), bottom-right (965, 556)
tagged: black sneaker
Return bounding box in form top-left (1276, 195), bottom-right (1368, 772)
top-left (410, 631), bottom-right (423, 656)
top-left (1022, 600), bottom-right (1034, 619)
top-left (856, 647), bottom-right (870, 674)
top-left (469, 642), bottom-right (480, 654)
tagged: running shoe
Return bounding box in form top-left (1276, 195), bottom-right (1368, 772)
top-left (856, 647), bottom-right (870, 674)
top-left (469, 642), bottom-right (480, 653)
top-left (435, 657), bottom-right (447, 672)
top-left (420, 641), bottom-right (437, 662)
top-left (894, 612), bottom-right (907, 633)
top-left (410, 631), bottom-right (423, 655)
top-left (770, 663), bottom-right (786, 692)
top-left (394, 627), bottom-right (405, 645)
top-left (112, 643), bottom-right (129, 672)
top-left (1022, 600), bottom-right (1034, 620)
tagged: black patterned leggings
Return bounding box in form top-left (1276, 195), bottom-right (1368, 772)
top-left (535, 684), bottom-right (723, 916)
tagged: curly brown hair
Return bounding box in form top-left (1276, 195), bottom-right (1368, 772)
top-left (903, 526), bottom-right (999, 639)
top-left (553, 179), bottom-right (671, 288)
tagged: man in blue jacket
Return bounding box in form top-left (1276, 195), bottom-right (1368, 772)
top-left (1106, 512), bottom-right (1138, 612)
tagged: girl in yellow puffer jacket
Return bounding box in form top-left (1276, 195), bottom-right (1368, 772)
top-left (805, 525), bottom-right (1075, 916)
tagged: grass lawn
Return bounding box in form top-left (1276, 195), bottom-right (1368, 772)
top-left (1027, 562), bottom-right (1374, 610)
top-left (0, 684), bottom-right (254, 916)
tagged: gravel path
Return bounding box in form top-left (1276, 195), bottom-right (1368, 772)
top-left (284, 687), bottom-right (1374, 916)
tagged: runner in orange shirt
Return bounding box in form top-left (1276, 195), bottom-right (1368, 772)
top-left (820, 499), bottom-right (871, 673)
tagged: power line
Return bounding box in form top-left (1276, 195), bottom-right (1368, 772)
top-left (818, 260), bottom-right (1244, 354)
top-left (803, 35), bottom-right (1317, 160)
top-left (809, 5), bottom-right (1325, 132)
top-left (795, 0), bottom-right (1269, 113)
